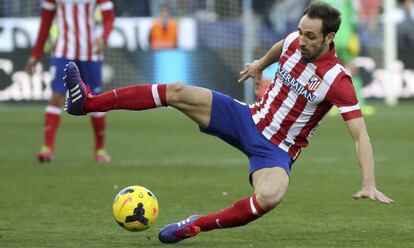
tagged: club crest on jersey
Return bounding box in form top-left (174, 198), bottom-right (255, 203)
top-left (305, 75), bottom-right (322, 93)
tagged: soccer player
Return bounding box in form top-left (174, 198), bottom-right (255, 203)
top-left (25, 0), bottom-right (115, 163)
top-left (64, 2), bottom-right (393, 243)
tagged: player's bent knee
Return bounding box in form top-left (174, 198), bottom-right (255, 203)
top-left (256, 190), bottom-right (285, 212)
top-left (166, 82), bottom-right (186, 104)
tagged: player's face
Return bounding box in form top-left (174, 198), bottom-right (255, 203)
top-left (297, 15), bottom-right (334, 61)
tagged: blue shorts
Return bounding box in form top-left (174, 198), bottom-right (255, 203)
top-left (50, 57), bottom-right (103, 94)
top-left (200, 91), bottom-right (293, 178)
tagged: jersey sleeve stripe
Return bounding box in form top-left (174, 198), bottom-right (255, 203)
top-left (338, 103), bottom-right (360, 113)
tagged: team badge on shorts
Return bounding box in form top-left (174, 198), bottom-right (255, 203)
top-left (305, 75), bottom-right (322, 93)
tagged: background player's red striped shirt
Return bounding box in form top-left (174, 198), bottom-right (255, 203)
top-left (32, 0), bottom-right (115, 61)
top-left (250, 31), bottom-right (362, 159)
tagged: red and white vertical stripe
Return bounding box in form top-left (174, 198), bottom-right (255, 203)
top-left (250, 31), bottom-right (361, 159)
top-left (43, 0), bottom-right (113, 61)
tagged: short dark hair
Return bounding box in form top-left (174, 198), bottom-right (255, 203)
top-left (303, 2), bottom-right (341, 36)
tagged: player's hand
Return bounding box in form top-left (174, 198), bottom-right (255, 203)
top-left (94, 37), bottom-right (105, 54)
top-left (238, 60), bottom-right (263, 95)
top-left (25, 56), bottom-right (39, 76)
top-left (352, 187), bottom-right (394, 204)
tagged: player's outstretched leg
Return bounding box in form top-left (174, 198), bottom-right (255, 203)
top-left (158, 168), bottom-right (289, 243)
top-left (63, 62), bottom-right (167, 115)
top-left (158, 195), bottom-right (266, 244)
top-left (159, 215), bottom-right (201, 244)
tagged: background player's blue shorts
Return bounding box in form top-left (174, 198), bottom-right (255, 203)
top-left (50, 57), bottom-right (103, 94)
top-left (200, 91), bottom-right (293, 179)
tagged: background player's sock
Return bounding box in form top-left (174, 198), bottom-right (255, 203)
top-left (90, 112), bottom-right (106, 151)
top-left (43, 105), bottom-right (61, 150)
top-left (193, 195), bottom-right (265, 231)
top-left (84, 84), bottom-right (167, 112)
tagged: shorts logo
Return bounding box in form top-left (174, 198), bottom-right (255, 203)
top-left (305, 75), bottom-right (322, 93)
top-left (282, 140), bottom-right (292, 148)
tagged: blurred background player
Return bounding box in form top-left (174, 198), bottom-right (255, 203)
top-left (25, 0), bottom-right (115, 163)
top-left (149, 4), bottom-right (178, 50)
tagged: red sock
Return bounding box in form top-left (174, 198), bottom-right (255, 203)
top-left (43, 106), bottom-right (61, 150)
top-left (90, 113), bottom-right (105, 151)
top-left (84, 84), bottom-right (167, 112)
top-left (193, 195), bottom-right (265, 232)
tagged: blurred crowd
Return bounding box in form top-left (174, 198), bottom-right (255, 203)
top-left (1, 0), bottom-right (414, 61)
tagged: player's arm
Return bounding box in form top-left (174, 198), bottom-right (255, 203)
top-left (25, 0), bottom-right (56, 75)
top-left (327, 74), bottom-right (392, 204)
top-left (238, 40), bottom-right (283, 93)
top-left (345, 117), bottom-right (394, 204)
top-left (95, 0), bottom-right (115, 53)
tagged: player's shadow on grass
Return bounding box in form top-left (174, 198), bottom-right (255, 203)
top-left (137, 239), bottom-right (248, 247)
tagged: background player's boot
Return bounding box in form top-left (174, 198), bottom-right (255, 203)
top-left (95, 149), bottom-right (111, 163)
top-left (159, 215), bottom-right (201, 244)
top-left (64, 62), bottom-right (92, 116)
top-left (37, 146), bottom-right (54, 163)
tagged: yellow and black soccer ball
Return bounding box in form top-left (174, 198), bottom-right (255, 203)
top-left (112, 185), bottom-right (159, 231)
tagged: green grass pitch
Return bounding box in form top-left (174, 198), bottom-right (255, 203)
top-left (0, 102), bottom-right (413, 248)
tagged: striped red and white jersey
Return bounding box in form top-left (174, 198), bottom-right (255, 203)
top-left (33, 0), bottom-right (114, 61)
top-left (250, 31), bottom-right (362, 160)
